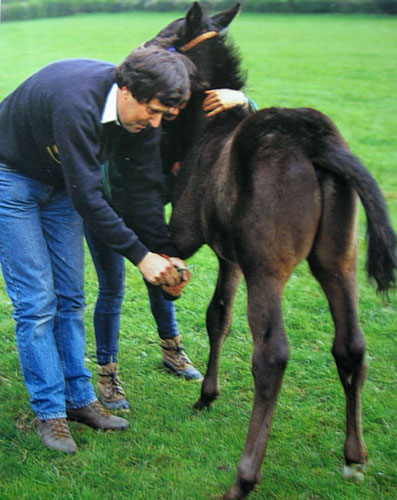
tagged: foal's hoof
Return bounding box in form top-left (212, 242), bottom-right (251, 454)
top-left (193, 399), bottom-right (211, 411)
top-left (342, 463), bottom-right (365, 483)
top-left (221, 476), bottom-right (258, 499)
top-left (222, 485), bottom-right (251, 500)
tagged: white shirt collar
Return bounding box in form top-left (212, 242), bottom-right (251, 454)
top-left (101, 83), bottom-right (120, 125)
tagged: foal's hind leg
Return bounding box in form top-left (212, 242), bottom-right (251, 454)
top-left (308, 184), bottom-right (368, 481)
top-left (223, 276), bottom-right (289, 499)
top-left (194, 257), bottom-right (242, 410)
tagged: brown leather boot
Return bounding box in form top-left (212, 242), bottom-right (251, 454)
top-left (160, 335), bottom-right (203, 381)
top-left (97, 362), bottom-right (129, 410)
top-left (66, 401), bottom-right (129, 430)
top-left (36, 418), bottom-right (76, 453)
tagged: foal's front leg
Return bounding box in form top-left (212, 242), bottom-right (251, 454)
top-left (223, 277), bottom-right (289, 499)
top-left (194, 258), bottom-right (242, 409)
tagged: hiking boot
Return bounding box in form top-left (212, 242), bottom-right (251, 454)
top-left (36, 418), bottom-right (76, 454)
top-left (97, 362), bottom-right (129, 410)
top-left (160, 335), bottom-right (203, 381)
top-left (66, 401), bottom-right (129, 431)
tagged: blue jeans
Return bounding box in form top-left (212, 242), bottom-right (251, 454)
top-left (85, 226), bottom-right (179, 365)
top-left (0, 166), bottom-right (96, 419)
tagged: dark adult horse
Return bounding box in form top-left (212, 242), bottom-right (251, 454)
top-left (146, 3), bottom-right (397, 498)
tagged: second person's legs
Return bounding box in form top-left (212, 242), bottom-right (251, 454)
top-left (145, 282), bottom-right (202, 381)
top-left (86, 226), bottom-right (202, 410)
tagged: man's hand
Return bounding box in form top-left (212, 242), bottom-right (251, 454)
top-left (137, 253), bottom-right (192, 299)
top-left (137, 252), bottom-right (181, 286)
top-left (202, 89), bottom-right (248, 117)
top-left (161, 256), bottom-right (192, 299)
top-left (169, 256), bottom-right (191, 282)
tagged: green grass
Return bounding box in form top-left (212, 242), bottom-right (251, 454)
top-left (0, 10), bottom-right (396, 500)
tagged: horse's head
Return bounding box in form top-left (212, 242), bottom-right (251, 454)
top-left (145, 2), bottom-right (245, 92)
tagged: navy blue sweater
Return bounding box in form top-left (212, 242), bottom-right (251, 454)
top-left (0, 59), bottom-right (177, 264)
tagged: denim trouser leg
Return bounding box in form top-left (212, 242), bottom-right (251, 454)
top-left (85, 225), bottom-right (179, 360)
top-left (144, 281), bottom-right (179, 339)
top-left (0, 167), bottom-right (96, 419)
top-left (85, 226), bottom-right (125, 365)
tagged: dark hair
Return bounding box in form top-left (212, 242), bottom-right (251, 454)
top-left (115, 47), bottom-right (195, 107)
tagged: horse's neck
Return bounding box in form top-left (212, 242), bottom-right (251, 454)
top-left (179, 94), bottom-right (246, 156)
top-left (172, 103), bottom-right (246, 214)
top-left (170, 112), bottom-right (244, 260)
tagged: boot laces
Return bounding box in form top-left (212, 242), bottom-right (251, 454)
top-left (162, 343), bottom-right (192, 367)
top-left (91, 400), bottom-right (112, 416)
top-left (50, 418), bottom-right (71, 439)
top-left (177, 347), bottom-right (191, 365)
top-left (101, 371), bottom-right (126, 397)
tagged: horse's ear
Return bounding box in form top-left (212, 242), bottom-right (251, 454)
top-left (210, 2), bottom-right (241, 31)
top-left (185, 2), bottom-right (203, 33)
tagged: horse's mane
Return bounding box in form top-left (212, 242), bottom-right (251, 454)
top-left (204, 34), bottom-right (247, 91)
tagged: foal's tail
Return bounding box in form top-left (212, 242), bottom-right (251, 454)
top-left (313, 146), bottom-right (397, 293)
top-left (232, 107), bottom-right (397, 293)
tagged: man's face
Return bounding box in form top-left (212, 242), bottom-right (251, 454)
top-left (117, 86), bottom-right (183, 133)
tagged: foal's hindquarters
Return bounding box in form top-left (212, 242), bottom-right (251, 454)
top-left (199, 139), bottom-right (367, 498)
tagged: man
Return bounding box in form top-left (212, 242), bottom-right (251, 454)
top-left (0, 47), bottom-right (192, 453)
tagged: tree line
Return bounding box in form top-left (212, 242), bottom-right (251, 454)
top-left (1, 0), bottom-right (396, 22)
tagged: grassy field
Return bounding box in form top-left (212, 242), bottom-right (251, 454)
top-left (0, 9), bottom-right (396, 500)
